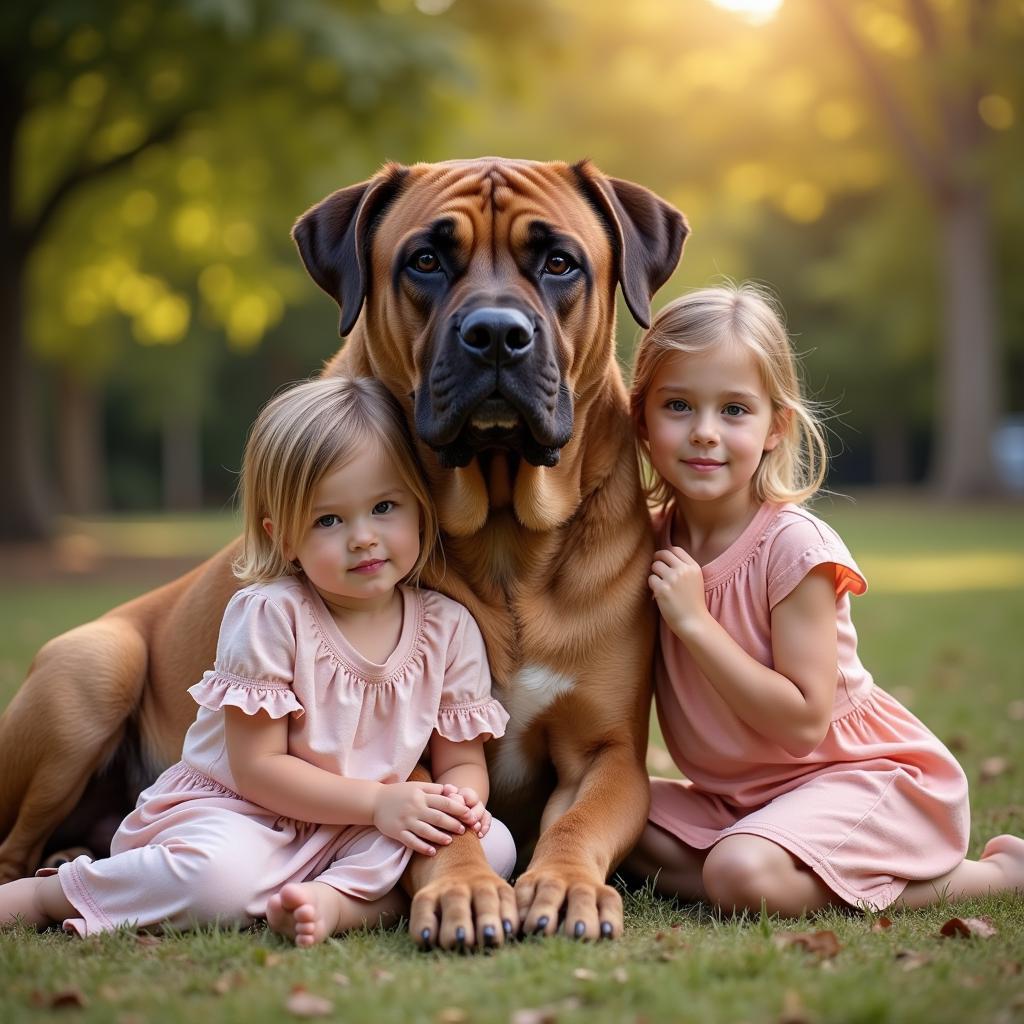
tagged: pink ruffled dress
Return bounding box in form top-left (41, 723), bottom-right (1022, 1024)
top-left (649, 502), bottom-right (970, 909)
top-left (54, 577), bottom-right (512, 936)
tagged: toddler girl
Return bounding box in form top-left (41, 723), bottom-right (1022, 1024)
top-left (623, 284), bottom-right (1023, 915)
top-left (0, 377), bottom-right (515, 945)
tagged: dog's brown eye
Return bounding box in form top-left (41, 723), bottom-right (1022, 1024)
top-left (411, 249), bottom-right (440, 273)
top-left (544, 252), bottom-right (574, 275)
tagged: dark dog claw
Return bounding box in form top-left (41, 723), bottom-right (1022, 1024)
top-left (574, 920), bottom-right (586, 938)
top-left (419, 927), bottom-right (432, 949)
top-left (534, 916), bottom-right (549, 934)
top-left (502, 918), bottom-right (514, 936)
top-left (600, 921), bottom-right (613, 939)
top-left (483, 925), bottom-right (496, 947)
top-left (455, 926), bottom-right (466, 948)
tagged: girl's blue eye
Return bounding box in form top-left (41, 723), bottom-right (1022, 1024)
top-left (372, 501), bottom-right (395, 515)
top-left (667, 399), bottom-right (689, 413)
top-left (315, 514), bottom-right (340, 528)
top-left (723, 404), bottom-right (746, 416)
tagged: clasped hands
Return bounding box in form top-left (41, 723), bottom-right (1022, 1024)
top-left (372, 781), bottom-right (490, 857)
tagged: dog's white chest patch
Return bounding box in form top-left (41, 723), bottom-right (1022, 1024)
top-left (490, 664), bottom-right (576, 793)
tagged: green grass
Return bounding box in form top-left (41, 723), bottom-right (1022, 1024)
top-left (2, 496), bottom-right (1023, 1023)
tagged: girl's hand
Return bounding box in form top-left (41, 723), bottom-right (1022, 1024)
top-left (649, 546), bottom-right (710, 640)
top-left (372, 782), bottom-right (469, 856)
top-left (449, 786), bottom-right (491, 837)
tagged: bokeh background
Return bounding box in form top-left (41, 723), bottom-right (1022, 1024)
top-left (2, 0), bottom-right (1022, 544)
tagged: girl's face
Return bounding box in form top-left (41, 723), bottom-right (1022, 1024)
top-left (271, 443), bottom-right (422, 613)
top-left (641, 344), bottom-right (783, 512)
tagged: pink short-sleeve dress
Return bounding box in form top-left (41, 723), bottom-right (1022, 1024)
top-left (649, 502), bottom-right (970, 910)
top-left (53, 577), bottom-right (512, 936)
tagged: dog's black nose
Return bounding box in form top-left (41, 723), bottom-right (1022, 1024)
top-left (459, 307), bottom-right (534, 363)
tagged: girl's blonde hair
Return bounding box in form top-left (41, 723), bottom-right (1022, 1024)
top-left (630, 283), bottom-right (828, 509)
top-left (233, 377), bottom-right (437, 585)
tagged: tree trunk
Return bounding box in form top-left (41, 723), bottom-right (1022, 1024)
top-left (931, 184), bottom-right (1004, 497)
top-left (0, 71), bottom-right (51, 540)
top-left (872, 416), bottom-right (912, 485)
top-left (56, 370), bottom-right (107, 515)
top-left (0, 251), bottom-right (52, 540)
top-left (161, 404), bottom-right (203, 510)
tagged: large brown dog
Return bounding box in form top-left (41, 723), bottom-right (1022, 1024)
top-left (0, 158), bottom-right (686, 947)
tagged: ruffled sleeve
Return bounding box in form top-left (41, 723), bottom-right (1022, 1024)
top-left (187, 588), bottom-right (304, 719)
top-left (436, 608), bottom-right (509, 742)
top-left (766, 510), bottom-right (868, 611)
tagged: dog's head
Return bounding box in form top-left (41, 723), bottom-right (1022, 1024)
top-left (293, 158), bottom-right (686, 535)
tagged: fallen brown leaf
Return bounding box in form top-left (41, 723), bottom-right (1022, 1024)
top-left (894, 949), bottom-right (931, 971)
top-left (371, 967), bottom-right (394, 983)
top-left (870, 917), bottom-right (893, 933)
top-left (285, 988), bottom-right (334, 1018)
top-left (132, 933), bottom-right (162, 947)
top-left (773, 929), bottom-right (841, 959)
top-left (48, 987), bottom-right (88, 1009)
top-left (945, 734), bottom-right (969, 753)
top-left (940, 916), bottom-right (997, 939)
top-left (572, 968), bottom-right (596, 981)
top-left (979, 757), bottom-right (1011, 783)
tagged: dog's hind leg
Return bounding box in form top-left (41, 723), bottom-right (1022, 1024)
top-left (0, 617), bottom-right (147, 882)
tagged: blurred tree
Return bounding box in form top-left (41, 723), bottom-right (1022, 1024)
top-left (1, 0), bottom-right (547, 539)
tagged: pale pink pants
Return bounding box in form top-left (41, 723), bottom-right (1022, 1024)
top-left (49, 763), bottom-right (517, 937)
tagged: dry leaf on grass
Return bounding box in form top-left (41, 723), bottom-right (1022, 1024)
top-left (572, 968), bottom-right (596, 981)
top-left (979, 757), bottom-right (1011, 782)
top-left (31, 987), bottom-right (88, 1010)
top-left (371, 967), bottom-right (395, 983)
top-left (285, 987), bottom-right (334, 1018)
top-left (132, 933), bottom-right (162, 947)
top-left (939, 916), bottom-right (997, 939)
top-left (437, 1009), bottom-right (468, 1023)
top-left (773, 929), bottom-right (841, 959)
top-left (870, 917), bottom-right (893, 933)
top-left (894, 949), bottom-right (931, 971)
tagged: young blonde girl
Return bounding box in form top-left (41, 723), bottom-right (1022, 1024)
top-left (623, 284), bottom-right (1023, 915)
top-left (0, 377), bottom-right (515, 946)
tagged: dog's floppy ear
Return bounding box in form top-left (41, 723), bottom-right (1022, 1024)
top-left (573, 161), bottom-right (688, 329)
top-left (292, 163), bottom-right (408, 337)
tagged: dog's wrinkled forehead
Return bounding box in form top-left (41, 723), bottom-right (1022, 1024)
top-left (370, 161), bottom-right (610, 273)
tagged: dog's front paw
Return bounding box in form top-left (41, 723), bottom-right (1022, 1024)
top-left (409, 870), bottom-right (518, 951)
top-left (514, 866), bottom-right (622, 940)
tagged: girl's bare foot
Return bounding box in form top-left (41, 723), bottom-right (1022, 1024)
top-left (267, 882), bottom-right (345, 948)
top-left (979, 834), bottom-right (1024, 892)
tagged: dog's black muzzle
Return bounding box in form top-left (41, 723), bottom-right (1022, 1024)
top-left (414, 305), bottom-right (574, 469)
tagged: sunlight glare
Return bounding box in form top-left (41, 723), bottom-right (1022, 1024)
top-left (710, 0), bottom-right (783, 23)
